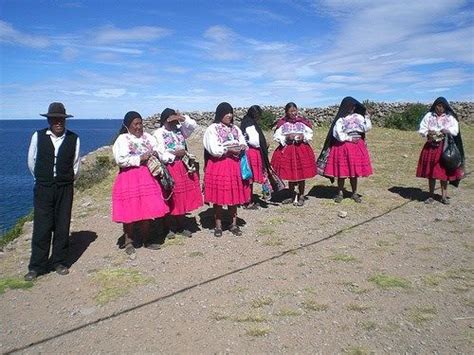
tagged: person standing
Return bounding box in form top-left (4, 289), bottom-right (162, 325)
top-left (25, 102), bottom-right (81, 281)
top-left (112, 111), bottom-right (170, 256)
top-left (203, 102), bottom-right (250, 237)
top-left (318, 97), bottom-right (373, 203)
top-left (416, 97), bottom-right (464, 204)
top-left (153, 108), bottom-right (203, 238)
top-left (270, 102), bottom-right (316, 206)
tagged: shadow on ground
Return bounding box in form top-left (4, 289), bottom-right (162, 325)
top-left (388, 186), bottom-right (431, 202)
top-left (67, 231), bottom-right (98, 267)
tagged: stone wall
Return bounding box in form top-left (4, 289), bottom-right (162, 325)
top-left (143, 101), bottom-right (473, 130)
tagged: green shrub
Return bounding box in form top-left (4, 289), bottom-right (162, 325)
top-left (75, 155), bottom-right (115, 191)
top-left (384, 103), bottom-right (428, 131)
top-left (260, 110), bottom-right (277, 131)
top-left (0, 211), bottom-right (34, 247)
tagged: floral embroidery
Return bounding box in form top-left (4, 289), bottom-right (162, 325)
top-left (341, 113), bottom-right (366, 133)
top-left (161, 129), bottom-right (186, 151)
top-left (126, 133), bottom-right (154, 156)
top-left (215, 123), bottom-right (240, 144)
top-left (426, 113), bottom-right (455, 131)
top-left (281, 122), bottom-right (306, 135)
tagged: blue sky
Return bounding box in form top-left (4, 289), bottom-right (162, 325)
top-left (0, 0), bottom-right (473, 119)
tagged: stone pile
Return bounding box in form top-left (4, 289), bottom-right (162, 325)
top-left (143, 101), bottom-right (473, 131)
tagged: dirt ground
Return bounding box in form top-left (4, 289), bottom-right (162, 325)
top-left (1, 127), bottom-right (473, 354)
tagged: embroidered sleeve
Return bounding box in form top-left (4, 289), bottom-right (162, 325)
top-left (112, 134), bottom-right (141, 167)
top-left (273, 125), bottom-right (286, 146)
top-left (301, 123), bottom-right (313, 142)
top-left (235, 126), bottom-right (247, 147)
top-left (333, 119), bottom-right (351, 142)
top-left (203, 124), bottom-right (226, 157)
top-left (245, 125), bottom-right (260, 148)
top-left (418, 112), bottom-right (431, 137)
top-left (180, 114), bottom-right (198, 139)
top-left (152, 129), bottom-right (175, 163)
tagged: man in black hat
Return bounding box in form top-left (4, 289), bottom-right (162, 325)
top-left (24, 102), bottom-right (81, 281)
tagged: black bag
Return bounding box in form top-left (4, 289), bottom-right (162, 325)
top-left (440, 134), bottom-right (461, 171)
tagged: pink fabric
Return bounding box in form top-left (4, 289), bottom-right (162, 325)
top-left (246, 147), bottom-right (265, 184)
top-left (416, 142), bottom-right (463, 180)
top-left (270, 143), bottom-right (316, 181)
top-left (324, 140), bottom-right (373, 178)
top-left (204, 156), bottom-right (251, 205)
top-left (275, 115), bottom-right (312, 129)
top-left (112, 166), bottom-right (169, 223)
top-left (166, 160), bottom-right (203, 215)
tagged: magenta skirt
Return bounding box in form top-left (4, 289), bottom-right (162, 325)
top-left (166, 160), bottom-right (203, 215)
top-left (271, 143), bottom-right (316, 181)
top-left (247, 147), bottom-right (265, 184)
top-left (324, 140), bottom-right (373, 178)
top-left (204, 156), bottom-right (251, 206)
top-left (416, 142), bottom-right (463, 180)
top-left (112, 166), bottom-right (170, 223)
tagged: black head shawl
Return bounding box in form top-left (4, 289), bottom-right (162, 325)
top-left (160, 108), bottom-right (177, 126)
top-left (119, 111), bottom-right (142, 134)
top-left (240, 105), bottom-right (271, 172)
top-left (428, 97), bottom-right (464, 187)
top-left (204, 102), bottom-right (234, 166)
top-left (317, 97), bottom-right (366, 181)
top-left (214, 102), bottom-right (234, 123)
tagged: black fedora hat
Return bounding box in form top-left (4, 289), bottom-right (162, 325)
top-left (40, 102), bottom-right (73, 118)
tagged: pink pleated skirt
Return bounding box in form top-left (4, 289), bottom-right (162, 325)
top-left (204, 156), bottom-right (251, 206)
top-left (416, 142), bottom-right (463, 180)
top-left (166, 160), bottom-right (203, 215)
top-left (270, 143), bottom-right (317, 181)
top-left (247, 147), bottom-right (265, 184)
top-left (324, 140), bottom-right (373, 178)
top-left (112, 166), bottom-right (169, 223)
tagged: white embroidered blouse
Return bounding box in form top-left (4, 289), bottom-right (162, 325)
top-left (203, 123), bottom-right (247, 157)
top-left (153, 115), bottom-right (198, 163)
top-left (244, 126), bottom-right (260, 148)
top-left (273, 121), bottom-right (313, 146)
top-left (418, 112), bottom-right (459, 137)
top-left (333, 113), bottom-right (372, 142)
top-left (112, 132), bottom-right (160, 168)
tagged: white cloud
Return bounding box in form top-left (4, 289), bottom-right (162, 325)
top-left (95, 25), bottom-right (171, 44)
top-left (0, 20), bottom-right (50, 48)
top-left (94, 88), bottom-right (127, 98)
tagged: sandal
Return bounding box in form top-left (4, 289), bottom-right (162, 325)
top-left (243, 203), bottom-right (258, 210)
top-left (294, 195), bottom-right (305, 206)
top-left (424, 197), bottom-right (434, 205)
top-left (441, 197), bottom-right (450, 205)
top-left (144, 243), bottom-right (161, 250)
top-left (125, 245), bottom-right (136, 255)
top-left (334, 194), bottom-right (344, 203)
top-left (229, 225), bottom-right (242, 236)
top-left (351, 193), bottom-right (362, 203)
top-left (214, 228), bottom-right (223, 238)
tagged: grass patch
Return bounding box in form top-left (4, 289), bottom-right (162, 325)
top-left (302, 299), bottom-right (329, 311)
top-left (251, 296), bottom-right (274, 308)
top-left (234, 313), bottom-right (268, 323)
top-left (0, 211), bottom-right (34, 248)
top-left (75, 155), bottom-right (115, 192)
top-left (245, 326), bottom-right (271, 337)
top-left (344, 346), bottom-right (371, 355)
top-left (330, 253), bottom-right (357, 262)
top-left (0, 277), bottom-right (34, 294)
top-left (422, 274), bottom-right (445, 287)
top-left (275, 308), bottom-right (302, 317)
top-left (445, 268), bottom-right (473, 281)
top-left (368, 273), bottom-right (411, 289)
top-left (163, 236), bottom-right (186, 247)
top-left (347, 303), bottom-right (370, 312)
top-left (188, 251), bottom-right (204, 257)
top-left (262, 235), bottom-right (283, 246)
top-left (408, 305), bottom-right (437, 325)
top-left (257, 226), bottom-right (276, 236)
top-left (92, 268), bottom-right (153, 305)
top-left (211, 312), bottom-right (230, 321)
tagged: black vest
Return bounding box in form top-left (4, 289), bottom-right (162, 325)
top-left (34, 128), bottom-right (78, 185)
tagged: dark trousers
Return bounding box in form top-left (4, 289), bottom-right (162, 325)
top-left (28, 183), bottom-right (74, 273)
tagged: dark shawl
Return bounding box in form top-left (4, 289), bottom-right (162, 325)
top-left (428, 97), bottom-right (464, 187)
top-left (317, 97), bottom-right (366, 181)
top-left (204, 102), bottom-right (234, 166)
top-left (240, 105), bottom-right (271, 172)
top-left (118, 111), bottom-right (142, 135)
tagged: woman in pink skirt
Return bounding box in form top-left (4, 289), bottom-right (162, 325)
top-left (240, 105), bottom-right (272, 208)
top-left (203, 102), bottom-right (250, 237)
top-left (112, 111), bottom-right (169, 255)
top-left (416, 97), bottom-right (464, 205)
top-left (271, 102), bottom-right (316, 206)
top-left (318, 97), bottom-right (372, 203)
top-left (153, 108), bottom-right (203, 237)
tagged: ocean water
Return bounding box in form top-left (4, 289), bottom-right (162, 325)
top-left (0, 119), bottom-right (122, 235)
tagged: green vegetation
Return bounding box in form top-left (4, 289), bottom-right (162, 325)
top-left (92, 268), bottom-right (153, 305)
top-left (0, 277), bottom-right (34, 294)
top-left (384, 103), bottom-right (427, 131)
top-left (330, 253), bottom-right (357, 262)
top-left (75, 155), bottom-right (115, 192)
top-left (408, 305), bottom-right (437, 325)
top-left (344, 346), bottom-right (371, 355)
top-left (275, 308), bottom-right (302, 317)
top-left (347, 303), bottom-right (370, 312)
top-left (0, 211), bottom-right (34, 247)
top-left (234, 313), bottom-right (268, 323)
top-left (302, 299), bottom-right (329, 311)
top-left (251, 296), bottom-right (274, 308)
top-left (260, 110), bottom-right (277, 131)
top-left (245, 326), bottom-right (271, 337)
top-left (368, 273), bottom-right (411, 289)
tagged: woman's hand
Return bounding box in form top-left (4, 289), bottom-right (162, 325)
top-left (440, 129), bottom-right (450, 135)
top-left (351, 137), bottom-right (360, 143)
top-left (140, 152), bottom-right (152, 162)
top-left (174, 149), bottom-right (186, 158)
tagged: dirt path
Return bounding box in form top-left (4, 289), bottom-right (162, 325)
top-left (1, 128), bottom-right (473, 354)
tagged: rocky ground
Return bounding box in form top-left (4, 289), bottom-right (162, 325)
top-left (0, 127), bottom-right (473, 354)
